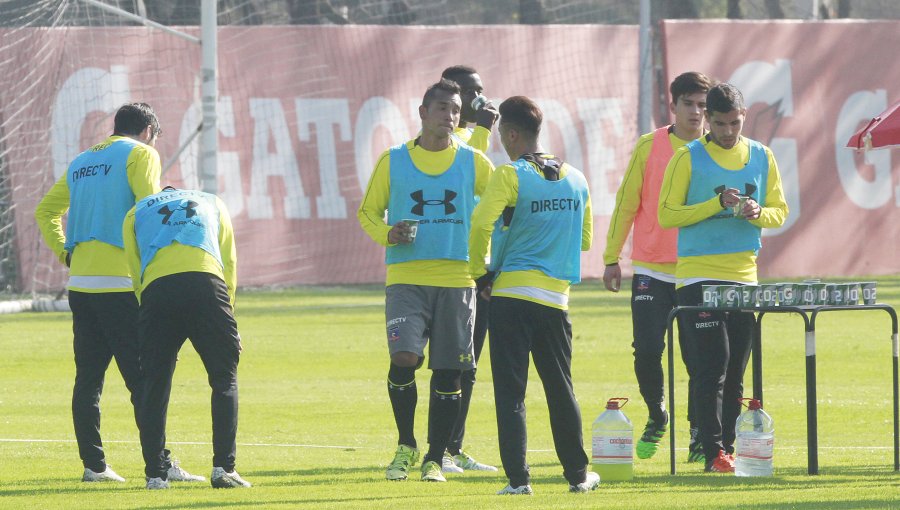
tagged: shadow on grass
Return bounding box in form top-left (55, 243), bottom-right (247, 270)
top-left (744, 500), bottom-right (897, 509)
top-left (136, 496), bottom-right (411, 509)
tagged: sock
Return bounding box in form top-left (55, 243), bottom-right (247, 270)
top-left (387, 364), bottom-right (417, 449)
top-left (425, 370), bottom-right (461, 464)
top-left (446, 368), bottom-right (476, 455)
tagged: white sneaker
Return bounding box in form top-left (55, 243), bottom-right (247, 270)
top-left (442, 454), bottom-right (464, 474)
top-left (167, 460), bottom-right (206, 482)
top-left (569, 471), bottom-right (601, 493)
top-left (145, 477), bottom-right (170, 490)
top-left (211, 467), bottom-right (251, 488)
top-left (453, 451), bottom-right (498, 472)
top-left (497, 483), bottom-right (533, 495)
top-left (82, 466), bottom-right (126, 482)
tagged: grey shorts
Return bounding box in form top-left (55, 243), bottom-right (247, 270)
top-left (385, 284), bottom-right (476, 370)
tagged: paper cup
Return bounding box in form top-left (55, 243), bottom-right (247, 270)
top-left (720, 285), bottom-right (740, 308)
top-left (733, 196), bottom-right (749, 218)
top-left (846, 283), bottom-right (860, 305)
top-left (798, 284), bottom-right (815, 306)
top-left (758, 284), bottom-right (778, 307)
top-left (738, 285), bottom-right (758, 308)
top-left (779, 283), bottom-right (801, 306)
top-left (827, 284), bottom-right (849, 306)
top-left (401, 219), bottom-right (419, 242)
top-left (812, 283), bottom-right (829, 305)
top-left (702, 285), bottom-right (721, 307)
top-left (860, 282), bottom-right (877, 305)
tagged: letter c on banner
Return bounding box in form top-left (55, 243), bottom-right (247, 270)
top-left (51, 65), bottom-right (130, 180)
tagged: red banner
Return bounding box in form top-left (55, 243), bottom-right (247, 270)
top-left (4, 25), bottom-right (638, 289)
top-left (662, 20), bottom-right (900, 277)
top-left (8, 22), bottom-right (896, 292)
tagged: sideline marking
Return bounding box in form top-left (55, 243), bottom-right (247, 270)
top-left (0, 439), bottom-right (892, 451)
top-left (0, 438), bottom-right (360, 449)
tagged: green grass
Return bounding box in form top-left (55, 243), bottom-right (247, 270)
top-left (1, 277), bottom-right (899, 509)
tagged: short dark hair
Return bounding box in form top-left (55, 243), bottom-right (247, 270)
top-left (113, 103), bottom-right (160, 137)
top-left (441, 65), bottom-right (478, 83)
top-left (670, 71), bottom-right (714, 104)
top-left (498, 96), bottom-right (542, 137)
top-left (422, 79), bottom-right (461, 108)
top-left (706, 83), bottom-right (745, 114)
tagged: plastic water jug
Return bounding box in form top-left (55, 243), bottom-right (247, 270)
top-left (591, 397), bottom-right (633, 481)
top-left (734, 398), bottom-right (775, 477)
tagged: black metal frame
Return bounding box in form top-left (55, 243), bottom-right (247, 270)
top-left (665, 304), bottom-right (898, 475)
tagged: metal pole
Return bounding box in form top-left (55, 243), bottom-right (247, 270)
top-left (200, 0), bottom-right (218, 194)
top-left (667, 309), bottom-right (677, 475)
top-left (752, 313), bottom-right (764, 404)
top-left (805, 326), bottom-right (818, 475)
top-left (637, 0), bottom-right (652, 134)
top-left (893, 331), bottom-right (899, 471)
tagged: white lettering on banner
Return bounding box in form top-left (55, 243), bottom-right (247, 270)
top-left (296, 98), bottom-right (350, 219)
top-left (354, 97), bottom-right (410, 192)
top-left (178, 95), bottom-right (245, 216)
top-left (408, 98), bottom-right (420, 133)
top-left (728, 59), bottom-right (799, 235)
top-left (51, 65), bottom-right (130, 180)
top-left (51, 70), bottom-right (632, 222)
top-left (215, 96), bottom-right (245, 216)
top-left (247, 98), bottom-right (311, 219)
top-left (835, 89), bottom-right (895, 208)
top-left (577, 98), bottom-right (624, 215)
top-left (537, 99), bottom-right (585, 171)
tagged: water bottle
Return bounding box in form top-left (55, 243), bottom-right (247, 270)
top-left (591, 397), bottom-right (633, 481)
top-left (471, 94), bottom-right (488, 111)
top-left (734, 398), bottom-right (775, 477)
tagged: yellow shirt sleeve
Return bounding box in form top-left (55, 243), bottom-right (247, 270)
top-left (122, 206), bottom-right (141, 298)
top-left (749, 146), bottom-right (789, 229)
top-left (582, 190), bottom-right (593, 251)
top-left (658, 145), bottom-right (724, 229)
top-left (466, 126), bottom-right (491, 154)
top-left (216, 197), bottom-right (238, 306)
top-left (126, 141), bottom-right (163, 201)
top-left (356, 149), bottom-right (393, 247)
top-left (603, 133), bottom-right (653, 265)
top-left (472, 147), bottom-right (494, 196)
top-left (468, 164), bottom-right (518, 278)
top-left (34, 175), bottom-right (71, 265)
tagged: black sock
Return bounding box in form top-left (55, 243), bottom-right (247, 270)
top-left (387, 364), bottom-right (417, 449)
top-left (425, 370), bottom-right (461, 464)
top-left (446, 368), bottom-right (475, 455)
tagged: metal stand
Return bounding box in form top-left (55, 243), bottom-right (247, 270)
top-left (666, 304), bottom-right (897, 475)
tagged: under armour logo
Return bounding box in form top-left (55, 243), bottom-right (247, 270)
top-left (410, 189), bottom-right (457, 216)
top-left (459, 353), bottom-right (473, 363)
top-left (158, 200), bottom-right (199, 224)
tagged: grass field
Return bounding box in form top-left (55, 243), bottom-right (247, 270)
top-left (1, 277), bottom-right (899, 509)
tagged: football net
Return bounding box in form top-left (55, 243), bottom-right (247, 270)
top-left (0, 0), bottom-right (642, 312)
